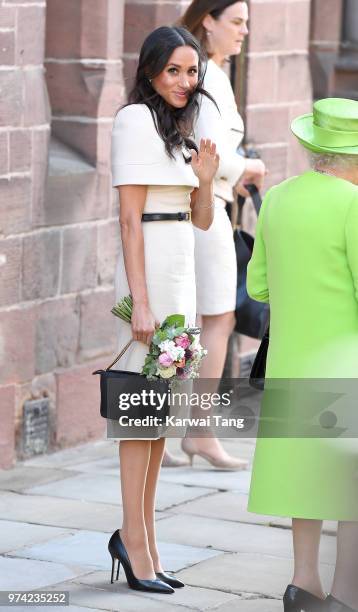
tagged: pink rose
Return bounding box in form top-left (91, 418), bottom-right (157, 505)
top-left (175, 334), bottom-right (191, 350)
top-left (159, 352), bottom-right (174, 367)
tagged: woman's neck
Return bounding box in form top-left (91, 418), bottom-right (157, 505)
top-left (210, 53), bottom-right (226, 67)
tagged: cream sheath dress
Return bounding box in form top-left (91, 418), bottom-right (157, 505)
top-left (194, 59), bottom-right (246, 315)
top-left (111, 103), bottom-right (198, 380)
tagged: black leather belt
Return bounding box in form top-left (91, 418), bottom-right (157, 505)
top-left (141, 212), bottom-right (191, 222)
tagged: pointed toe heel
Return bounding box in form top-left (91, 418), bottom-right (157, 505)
top-left (156, 571), bottom-right (185, 588)
top-left (108, 530), bottom-right (174, 594)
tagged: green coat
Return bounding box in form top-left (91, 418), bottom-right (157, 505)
top-left (247, 170), bottom-right (358, 520)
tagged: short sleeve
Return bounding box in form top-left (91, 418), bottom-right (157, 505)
top-left (111, 105), bottom-right (164, 187)
top-left (111, 104), bottom-right (199, 188)
top-left (345, 191), bottom-right (358, 303)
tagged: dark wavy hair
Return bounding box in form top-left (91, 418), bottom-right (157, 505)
top-left (125, 26), bottom-right (216, 160)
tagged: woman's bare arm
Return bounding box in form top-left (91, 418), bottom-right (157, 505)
top-left (117, 184), bottom-right (157, 345)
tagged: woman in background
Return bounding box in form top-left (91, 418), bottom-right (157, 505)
top-left (179, 0), bottom-right (267, 468)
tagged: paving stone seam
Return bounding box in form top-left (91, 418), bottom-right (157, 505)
top-left (158, 489), bottom-right (219, 512)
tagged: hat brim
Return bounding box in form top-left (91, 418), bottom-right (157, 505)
top-left (291, 114), bottom-right (358, 155)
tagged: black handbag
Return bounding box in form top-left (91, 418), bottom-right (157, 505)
top-left (234, 184), bottom-right (269, 339)
top-left (249, 326), bottom-right (269, 390)
top-left (93, 340), bottom-right (170, 422)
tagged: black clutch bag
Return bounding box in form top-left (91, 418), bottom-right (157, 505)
top-left (234, 184), bottom-right (269, 339)
top-left (249, 327), bottom-right (269, 390)
top-left (93, 340), bottom-right (170, 421)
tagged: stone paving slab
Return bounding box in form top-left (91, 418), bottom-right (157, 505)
top-left (46, 580), bottom-right (195, 611)
top-left (177, 552), bottom-right (335, 597)
top-left (0, 492), bottom-right (124, 531)
top-left (0, 520), bottom-right (72, 554)
top-left (0, 466), bottom-right (81, 492)
top-left (156, 514), bottom-right (336, 564)
top-left (12, 529), bottom-right (221, 573)
top-left (0, 556), bottom-right (91, 591)
top-left (158, 465), bottom-right (251, 493)
top-left (215, 598), bottom-right (282, 611)
top-left (73, 570), bottom-right (243, 610)
top-left (12, 607), bottom-right (103, 612)
top-left (171, 491), bottom-right (276, 525)
top-left (23, 441), bottom-right (116, 469)
top-left (25, 473), bottom-right (214, 511)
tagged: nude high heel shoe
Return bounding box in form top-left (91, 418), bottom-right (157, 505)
top-left (181, 438), bottom-right (248, 470)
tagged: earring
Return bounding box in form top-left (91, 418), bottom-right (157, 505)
top-left (148, 78), bottom-right (152, 84)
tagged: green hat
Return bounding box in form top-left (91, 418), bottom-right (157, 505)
top-left (291, 97), bottom-right (358, 155)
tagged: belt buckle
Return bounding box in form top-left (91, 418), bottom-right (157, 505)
top-left (188, 210), bottom-right (192, 223)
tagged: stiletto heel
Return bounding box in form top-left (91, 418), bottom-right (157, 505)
top-left (108, 530), bottom-right (174, 594)
top-left (283, 585), bottom-right (326, 611)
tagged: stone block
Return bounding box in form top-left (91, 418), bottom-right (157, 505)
top-left (249, 1), bottom-right (286, 53)
top-left (0, 30), bottom-right (15, 65)
top-left (311, 0), bottom-right (344, 44)
top-left (55, 360), bottom-right (106, 447)
top-left (0, 520), bottom-right (70, 554)
top-left (254, 144), bottom-right (288, 188)
top-left (123, 55), bottom-right (137, 95)
top-left (45, 0), bottom-right (82, 59)
top-left (287, 101), bottom-right (311, 175)
top-left (97, 219), bottom-right (120, 286)
top-left (0, 131), bottom-right (8, 175)
top-left (31, 128), bottom-right (50, 227)
top-left (23, 68), bottom-right (50, 127)
top-left (60, 225), bottom-right (98, 294)
top-left (0, 385), bottom-right (16, 469)
top-left (0, 556), bottom-right (88, 592)
top-left (0, 236), bottom-right (21, 307)
top-left (0, 177), bottom-right (31, 235)
top-left (286, 1), bottom-right (311, 51)
top-left (22, 230), bottom-right (61, 301)
top-left (0, 306), bottom-right (35, 385)
top-left (52, 120), bottom-right (97, 166)
top-left (124, 2), bottom-right (182, 54)
top-left (16, 6), bottom-right (45, 65)
top-left (79, 289), bottom-right (116, 361)
top-left (0, 70), bottom-right (24, 127)
top-left (246, 56), bottom-right (276, 105)
top-left (277, 55), bottom-right (312, 103)
top-left (246, 106), bottom-right (290, 145)
top-left (35, 296), bottom-right (80, 375)
top-left (10, 129), bottom-right (31, 173)
top-left (81, 0), bottom-right (122, 59)
top-left (0, 6), bottom-right (15, 27)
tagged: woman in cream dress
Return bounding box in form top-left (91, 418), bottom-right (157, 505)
top-left (107, 26), bottom-right (219, 595)
top-left (180, 0), bottom-right (267, 468)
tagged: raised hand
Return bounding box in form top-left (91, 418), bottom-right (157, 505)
top-left (190, 139), bottom-right (219, 184)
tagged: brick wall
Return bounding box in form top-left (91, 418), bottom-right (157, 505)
top-left (245, 0), bottom-right (313, 188)
top-left (0, 0), bottom-right (126, 468)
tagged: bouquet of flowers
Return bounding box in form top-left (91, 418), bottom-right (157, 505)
top-left (111, 296), bottom-right (207, 382)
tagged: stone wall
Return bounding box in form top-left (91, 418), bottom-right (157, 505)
top-left (0, 0), bottom-right (126, 468)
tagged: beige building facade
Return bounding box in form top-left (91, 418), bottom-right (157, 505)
top-left (0, 0), bottom-right (357, 468)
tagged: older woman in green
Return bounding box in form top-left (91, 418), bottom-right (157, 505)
top-left (247, 98), bottom-right (358, 612)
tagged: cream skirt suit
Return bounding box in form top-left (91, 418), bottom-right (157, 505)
top-left (194, 59), bottom-right (246, 315)
top-left (110, 104), bottom-right (198, 438)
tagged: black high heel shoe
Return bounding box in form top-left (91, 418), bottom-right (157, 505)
top-left (156, 571), bottom-right (184, 588)
top-left (108, 530), bottom-right (174, 594)
top-left (326, 595), bottom-right (357, 611)
top-left (283, 585), bottom-right (326, 611)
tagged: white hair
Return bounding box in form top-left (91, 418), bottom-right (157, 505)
top-left (309, 151), bottom-right (358, 171)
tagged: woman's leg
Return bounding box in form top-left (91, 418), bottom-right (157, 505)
top-left (330, 521), bottom-right (358, 610)
top-left (291, 518), bottom-right (326, 599)
top-left (144, 437), bottom-right (166, 572)
top-left (119, 439), bottom-right (155, 579)
top-left (183, 312), bottom-right (245, 462)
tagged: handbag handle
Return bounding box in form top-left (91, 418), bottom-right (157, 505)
top-left (105, 338), bottom-right (134, 371)
top-left (236, 184), bottom-right (262, 227)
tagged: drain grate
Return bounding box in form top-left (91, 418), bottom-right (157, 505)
top-left (23, 398), bottom-right (49, 456)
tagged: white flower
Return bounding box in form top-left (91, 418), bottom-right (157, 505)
top-left (159, 340), bottom-right (184, 361)
top-left (157, 365), bottom-right (177, 379)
